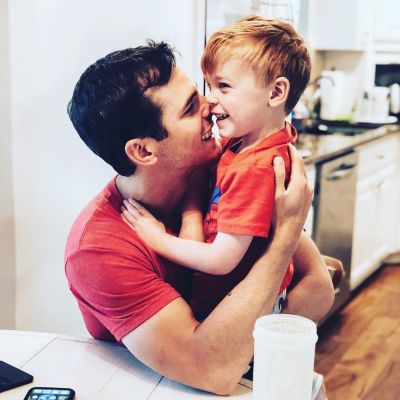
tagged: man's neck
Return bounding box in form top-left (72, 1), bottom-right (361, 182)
top-left (116, 168), bottom-right (189, 223)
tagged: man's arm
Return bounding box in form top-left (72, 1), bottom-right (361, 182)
top-left (283, 232), bottom-right (335, 323)
top-left (122, 147), bottom-right (313, 395)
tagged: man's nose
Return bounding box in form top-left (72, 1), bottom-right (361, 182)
top-left (200, 95), bottom-right (212, 118)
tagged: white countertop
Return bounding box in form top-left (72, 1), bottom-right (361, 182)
top-left (0, 330), bottom-right (252, 399)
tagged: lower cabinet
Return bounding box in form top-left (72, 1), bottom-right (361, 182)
top-left (350, 135), bottom-right (399, 290)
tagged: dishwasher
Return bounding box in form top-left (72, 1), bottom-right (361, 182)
top-left (313, 151), bottom-right (358, 320)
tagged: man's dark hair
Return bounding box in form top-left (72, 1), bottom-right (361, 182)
top-left (67, 40), bottom-right (176, 176)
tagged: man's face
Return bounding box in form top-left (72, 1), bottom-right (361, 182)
top-left (146, 68), bottom-right (221, 173)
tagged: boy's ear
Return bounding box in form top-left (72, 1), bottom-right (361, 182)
top-left (125, 137), bottom-right (159, 167)
top-left (268, 77), bottom-right (290, 108)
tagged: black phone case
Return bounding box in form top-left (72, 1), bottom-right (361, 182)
top-left (24, 387), bottom-right (75, 400)
top-left (0, 360), bottom-right (33, 393)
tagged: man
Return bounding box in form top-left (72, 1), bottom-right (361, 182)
top-left (66, 41), bottom-right (334, 396)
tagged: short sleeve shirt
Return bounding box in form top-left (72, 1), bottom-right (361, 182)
top-left (65, 178), bottom-right (192, 342)
top-left (190, 123), bottom-right (297, 315)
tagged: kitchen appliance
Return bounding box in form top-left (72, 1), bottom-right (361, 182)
top-left (356, 86), bottom-right (391, 123)
top-left (375, 63), bottom-right (400, 118)
top-left (319, 70), bottom-right (345, 121)
top-left (390, 82), bottom-right (400, 114)
top-left (313, 151), bottom-right (359, 320)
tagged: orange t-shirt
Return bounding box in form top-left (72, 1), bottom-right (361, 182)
top-left (190, 123), bottom-right (297, 315)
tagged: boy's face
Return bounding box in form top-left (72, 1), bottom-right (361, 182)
top-left (205, 58), bottom-right (274, 140)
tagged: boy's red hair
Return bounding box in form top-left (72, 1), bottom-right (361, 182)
top-left (202, 15), bottom-right (311, 113)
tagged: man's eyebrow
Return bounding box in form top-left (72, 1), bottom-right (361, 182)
top-left (181, 87), bottom-right (198, 114)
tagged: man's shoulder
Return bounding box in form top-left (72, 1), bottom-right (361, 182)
top-left (65, 179), bottom-right (147, 260)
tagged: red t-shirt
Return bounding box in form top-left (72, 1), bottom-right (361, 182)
top-left (65, 178), bottom-right (192, 342)
top-left (190, 123), bottom-right (297, 315)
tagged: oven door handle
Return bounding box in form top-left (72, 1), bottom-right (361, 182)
top-left (326, 167), bottom-right (356, 181)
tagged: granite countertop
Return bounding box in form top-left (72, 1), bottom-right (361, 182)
top-left (296, 124), bottom-right (400, 164)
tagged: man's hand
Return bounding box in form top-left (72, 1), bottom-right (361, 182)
top-left (322, 255), bottom-right (345, 289)
top-left (271, 144), bottom-right (313, 254)
top-left (121, 198), bottom-right (167, 248)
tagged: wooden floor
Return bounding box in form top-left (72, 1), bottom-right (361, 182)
top-left (315, 265), bottom-right (400, 400)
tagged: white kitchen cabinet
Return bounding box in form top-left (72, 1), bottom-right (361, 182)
top-left (350, 135), bottom-right (398, 290)
top-left (310, 0), bottom-right (374, 51)
top-left (373, 0), bottom-right (400, 46)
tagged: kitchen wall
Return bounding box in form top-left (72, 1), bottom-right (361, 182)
top-left (0, 0), bottom-right (15, 329)
top-left (4, 0), bottom-right (205, 337)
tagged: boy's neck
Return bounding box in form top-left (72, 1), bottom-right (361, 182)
top-left (238, 118), bottom-right (286, 154)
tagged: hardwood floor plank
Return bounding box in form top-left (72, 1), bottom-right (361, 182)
top-left (362, 325), bottom-right (400, 400)
top-left (323, 316), bottom-right (399, 399)
top-left (315, 266), bottom-right (400, 399)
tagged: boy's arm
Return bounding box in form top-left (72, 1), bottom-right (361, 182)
top-left (122, 199), bottom-right (252, 275)
top-left (179, 168), bottom-right (208, 241)
top-left (180, 208), bottom-right (204, 241)
top-left (282, 232), bottom-right (335, 323)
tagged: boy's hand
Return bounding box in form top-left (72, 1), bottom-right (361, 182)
top-left (121, 198), bottom-right (166, 246)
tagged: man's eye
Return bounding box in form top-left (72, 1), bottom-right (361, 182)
top-left (185, 103), bottom-right (194, 115)
top-left (184, 96), bottom-right (199, 116)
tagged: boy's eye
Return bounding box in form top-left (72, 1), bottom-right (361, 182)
top-left (218, 82), bottom-right (230, 89)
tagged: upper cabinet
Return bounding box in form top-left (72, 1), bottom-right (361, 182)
top-left (310, 0), bottom-right (400, 52)
top-left (374, 0), bottom-right (400, 51)
top-left (310, 0), bottom-right (374, 51)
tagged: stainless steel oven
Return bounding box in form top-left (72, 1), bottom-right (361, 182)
top-left (313, 151), bottom-right (359, 321)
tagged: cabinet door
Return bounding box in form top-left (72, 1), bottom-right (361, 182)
top-left (351, 165), bottom-right (397, 289)
top-left (374, 167), bottom-right (397, 258)
top-left (351, 183), bottom-right (377, 282)
top-left (311, 0), bottom-right (373, 50)
top-left (374, 0), bottom-right (400, 42)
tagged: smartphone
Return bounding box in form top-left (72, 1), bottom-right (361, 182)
top-left (24, 387), bottom-right (75, 400)
top-left (0, 360), bottom-right (33, 392)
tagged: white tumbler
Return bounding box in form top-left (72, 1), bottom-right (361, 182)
top-left (253, 314), bottom-right (318, 400)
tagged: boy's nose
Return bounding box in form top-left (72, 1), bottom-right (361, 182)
top-left (206, 94), bottom-right (218, 105)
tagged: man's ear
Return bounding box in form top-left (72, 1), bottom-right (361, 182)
top-left (125, 137), bottom-right (158, 167)
top-left (268, 77), bottom-right (290, 108)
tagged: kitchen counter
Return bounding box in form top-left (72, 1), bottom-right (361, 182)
top-left (0, 330), bottom-right (252, 399)
top-left (296, 124), bottom-right (400, 164)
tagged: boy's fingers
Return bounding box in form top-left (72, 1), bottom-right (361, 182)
top-left (128, 198), bottom-right (150, 215)
top-left (273, 156), bottom-right (285, 197)
top-left (123, 200), bottom-right (141, 218)
top-left (121, 211), bottom-right (136, 228)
